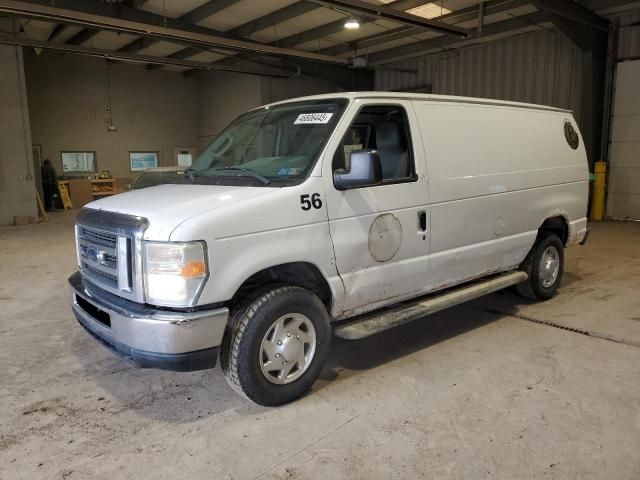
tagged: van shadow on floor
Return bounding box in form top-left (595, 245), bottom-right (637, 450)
top-left (69, 291), bottom-right (527, 423)
top-left (319, 299), bottom-right (507, 385)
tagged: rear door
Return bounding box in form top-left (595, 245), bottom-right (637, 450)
top-left (322, 100), bottom-right (430, 317)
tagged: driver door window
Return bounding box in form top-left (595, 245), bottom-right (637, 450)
top-left (333, 105), bottom-right (415, 183)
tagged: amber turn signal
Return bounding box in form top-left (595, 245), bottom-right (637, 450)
top-left (180, 260), bottom-right (207, 278)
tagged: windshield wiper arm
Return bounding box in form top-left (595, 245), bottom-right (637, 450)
top-left (216, 166), bottom-right (271, 185)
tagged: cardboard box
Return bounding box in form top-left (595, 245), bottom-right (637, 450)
top-left (14, 216), bottom-right (35, 226)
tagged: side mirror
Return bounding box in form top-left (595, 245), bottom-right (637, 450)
top-left (333, 149), bottom-right (383, 190)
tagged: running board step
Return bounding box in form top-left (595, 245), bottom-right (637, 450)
top-left (333, 271), bottom-right (528, 340)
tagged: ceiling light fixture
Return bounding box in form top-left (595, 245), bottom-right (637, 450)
top-left (344, 17), bottom-right (360, 29)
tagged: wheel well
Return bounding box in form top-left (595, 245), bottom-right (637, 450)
top-left (539, 216), bottom-right (568, 245)
top-left (231, 262), bottom-right (332, 310)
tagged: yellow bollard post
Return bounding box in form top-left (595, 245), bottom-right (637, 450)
top-left (591, 161), bottom-right (606, 221)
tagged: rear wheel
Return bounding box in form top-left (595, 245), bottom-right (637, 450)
top-left (516, 233), bottom-right (564, 301)
top-left (220, 286), bottom-right (331, 406)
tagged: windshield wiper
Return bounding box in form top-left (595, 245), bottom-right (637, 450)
top-left (215, 166), bottom-right (271, 185)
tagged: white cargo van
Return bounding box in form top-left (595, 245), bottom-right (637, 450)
top-left (70, 92), bottom-right (589, 405)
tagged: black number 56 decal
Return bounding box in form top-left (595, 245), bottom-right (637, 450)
top-left (300, 193), bottom-right (322, 211)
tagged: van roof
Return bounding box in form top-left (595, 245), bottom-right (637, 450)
top-left (264, 92), bottom-right (572, 114)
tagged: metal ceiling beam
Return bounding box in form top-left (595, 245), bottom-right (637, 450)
top-left (320, 26), bottom-right (411, 56)
top-left (120, 0), bottom-right (243, 53)
top-left (367, 10), bottom-right (549, 64)
top-left (0, 0), bottom-right (349, 64)
top-left (0, 31), bottom-right (293, 78)
top-left (145, 45), bottom-right (212, 70)
top-left (280, 15), bottom-right (369, 49)
top-left (144, 1), bottom-right (321, 69)
top-left (228, 1), bottom-right (319, 39)
top-left (63, 0), bottom-right (142, 47)
top-left (545, 11), bottom-right (596, 51)
top-left (179, 0), bottom-right (242, 25)
top-left (177, 0), bottom-right (433, 75)
top-left (47, 23), bottom-right (69, 42)
top-left (309, 0), bottom-right (470, 36)
top-left (532, 0), bottom-right (608, 31)
top-left (318, 0), bottom-right (528, 56)
top-left (185, 51), bottom-right (373, 90)
top-left (66, 27), bottom-right (99, 45)
top-left (165, 1), bottom-right (371, 65)
top-left (580, 0), bottom-right (640, 11)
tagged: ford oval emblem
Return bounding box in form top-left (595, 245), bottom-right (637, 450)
top-left (87, 246), bottom-right (99, 263)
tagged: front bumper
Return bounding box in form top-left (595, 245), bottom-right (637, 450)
top-left (69, 272), bottom-right (229, 372)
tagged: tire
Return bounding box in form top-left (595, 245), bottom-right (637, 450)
top-left (516, 233), bottom-right (564, 301)
top-left (220, 285), bottom-right (331, 406)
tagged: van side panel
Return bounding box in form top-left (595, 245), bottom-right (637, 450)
top-left (415, 101), bottom-right (588, 290)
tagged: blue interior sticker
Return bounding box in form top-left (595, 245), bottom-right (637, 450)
top-left (278, 168), bottom-right (302, 176)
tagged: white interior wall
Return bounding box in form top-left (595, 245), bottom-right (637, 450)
top-left (0, 39), bottom-right (37, 226)
top-left (25, 51), bottom-right (199, 180)
top-left (607, 60), bottom-right (640, 219)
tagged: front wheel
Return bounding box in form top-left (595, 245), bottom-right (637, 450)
top-left (220, 286), bottom-right (331, 406)
top-left (516, 233), bottom-right (564, 301)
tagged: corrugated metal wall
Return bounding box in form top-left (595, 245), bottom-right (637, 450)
top-left (617, 12), bottom-right (640, 61)
top-left (375, 29), bottom-right (584, 124)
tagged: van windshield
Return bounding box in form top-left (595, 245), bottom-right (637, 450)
top-left (185, 99), bottom-right (347, 187)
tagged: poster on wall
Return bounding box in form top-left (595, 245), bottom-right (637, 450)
top-left (129, 152), bottom-right (158, 171)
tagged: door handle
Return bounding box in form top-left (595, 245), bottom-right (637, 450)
top-left (418, 211), bottom-right (427, 232)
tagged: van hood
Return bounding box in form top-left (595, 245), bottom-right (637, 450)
top-left (85, 184), bottom-right (273, 240)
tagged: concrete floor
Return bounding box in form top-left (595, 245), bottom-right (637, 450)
top-left (1, 211), bottom-right (639, 480)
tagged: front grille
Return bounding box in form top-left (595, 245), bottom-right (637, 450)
top-left (77, 225), bottom-right (130, 294)
top-left (75, 209), bottom-right (147, 303)
top-left (81, 261), bottom-right (118, 289)
top-left (78, 226), bottom-right (117, 249)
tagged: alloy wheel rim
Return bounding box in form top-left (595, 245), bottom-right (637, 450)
top-left (259, 313), bottom-right (317, 385)
top-left (539, 246), bottom-right (560, 288)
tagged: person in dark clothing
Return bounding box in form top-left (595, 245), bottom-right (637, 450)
top-left (41, 159), bottom-right (58, 211)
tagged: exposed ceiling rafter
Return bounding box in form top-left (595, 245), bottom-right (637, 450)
top-left (66, 27), bottom-right (99, 45)
top-left (228, 1), bottom-right (319, 39)
top-left (532, 0), bottom-right (608, 31)
top-left (180, 0), bottom-right (242, 25)
top-left (179, 0), bottom-right (438, 75)
top-left (154, 0), bottom-right (436, 70)
top-left (367, 9), bottom-right (550, 64)
top-left (0, 0), bottom-right (349, 64)
top-left (118, 0), bottom-right (243, 54)
top-left (0, 31), bottom-right (293, 78)
top-left (318, 0), bottom-right (529, 57)
top-left (63, 0), bottom-right (155, 47)
top-left (309, 0), bottom-right (470, 36)
top-left (47, 23), bottom-right (69, 42)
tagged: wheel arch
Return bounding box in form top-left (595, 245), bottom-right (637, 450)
top-left (538, 215), bottom-right (569, 246)
top-left (230, 262), bottom-right (333, 311)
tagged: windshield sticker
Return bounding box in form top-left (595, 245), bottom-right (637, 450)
top-left (278, 167), bottom-right (302, 177)
top-left (294, 113), bottom-right (334, 125)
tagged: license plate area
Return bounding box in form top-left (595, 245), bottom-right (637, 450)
top-left (76, 295), bottom-right (111, 328)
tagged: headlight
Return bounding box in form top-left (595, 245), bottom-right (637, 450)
top-left (143, 241), bottom-right (208, 307)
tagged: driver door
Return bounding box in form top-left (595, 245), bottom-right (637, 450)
top-left (322, 100), bottom-right (430, 317)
